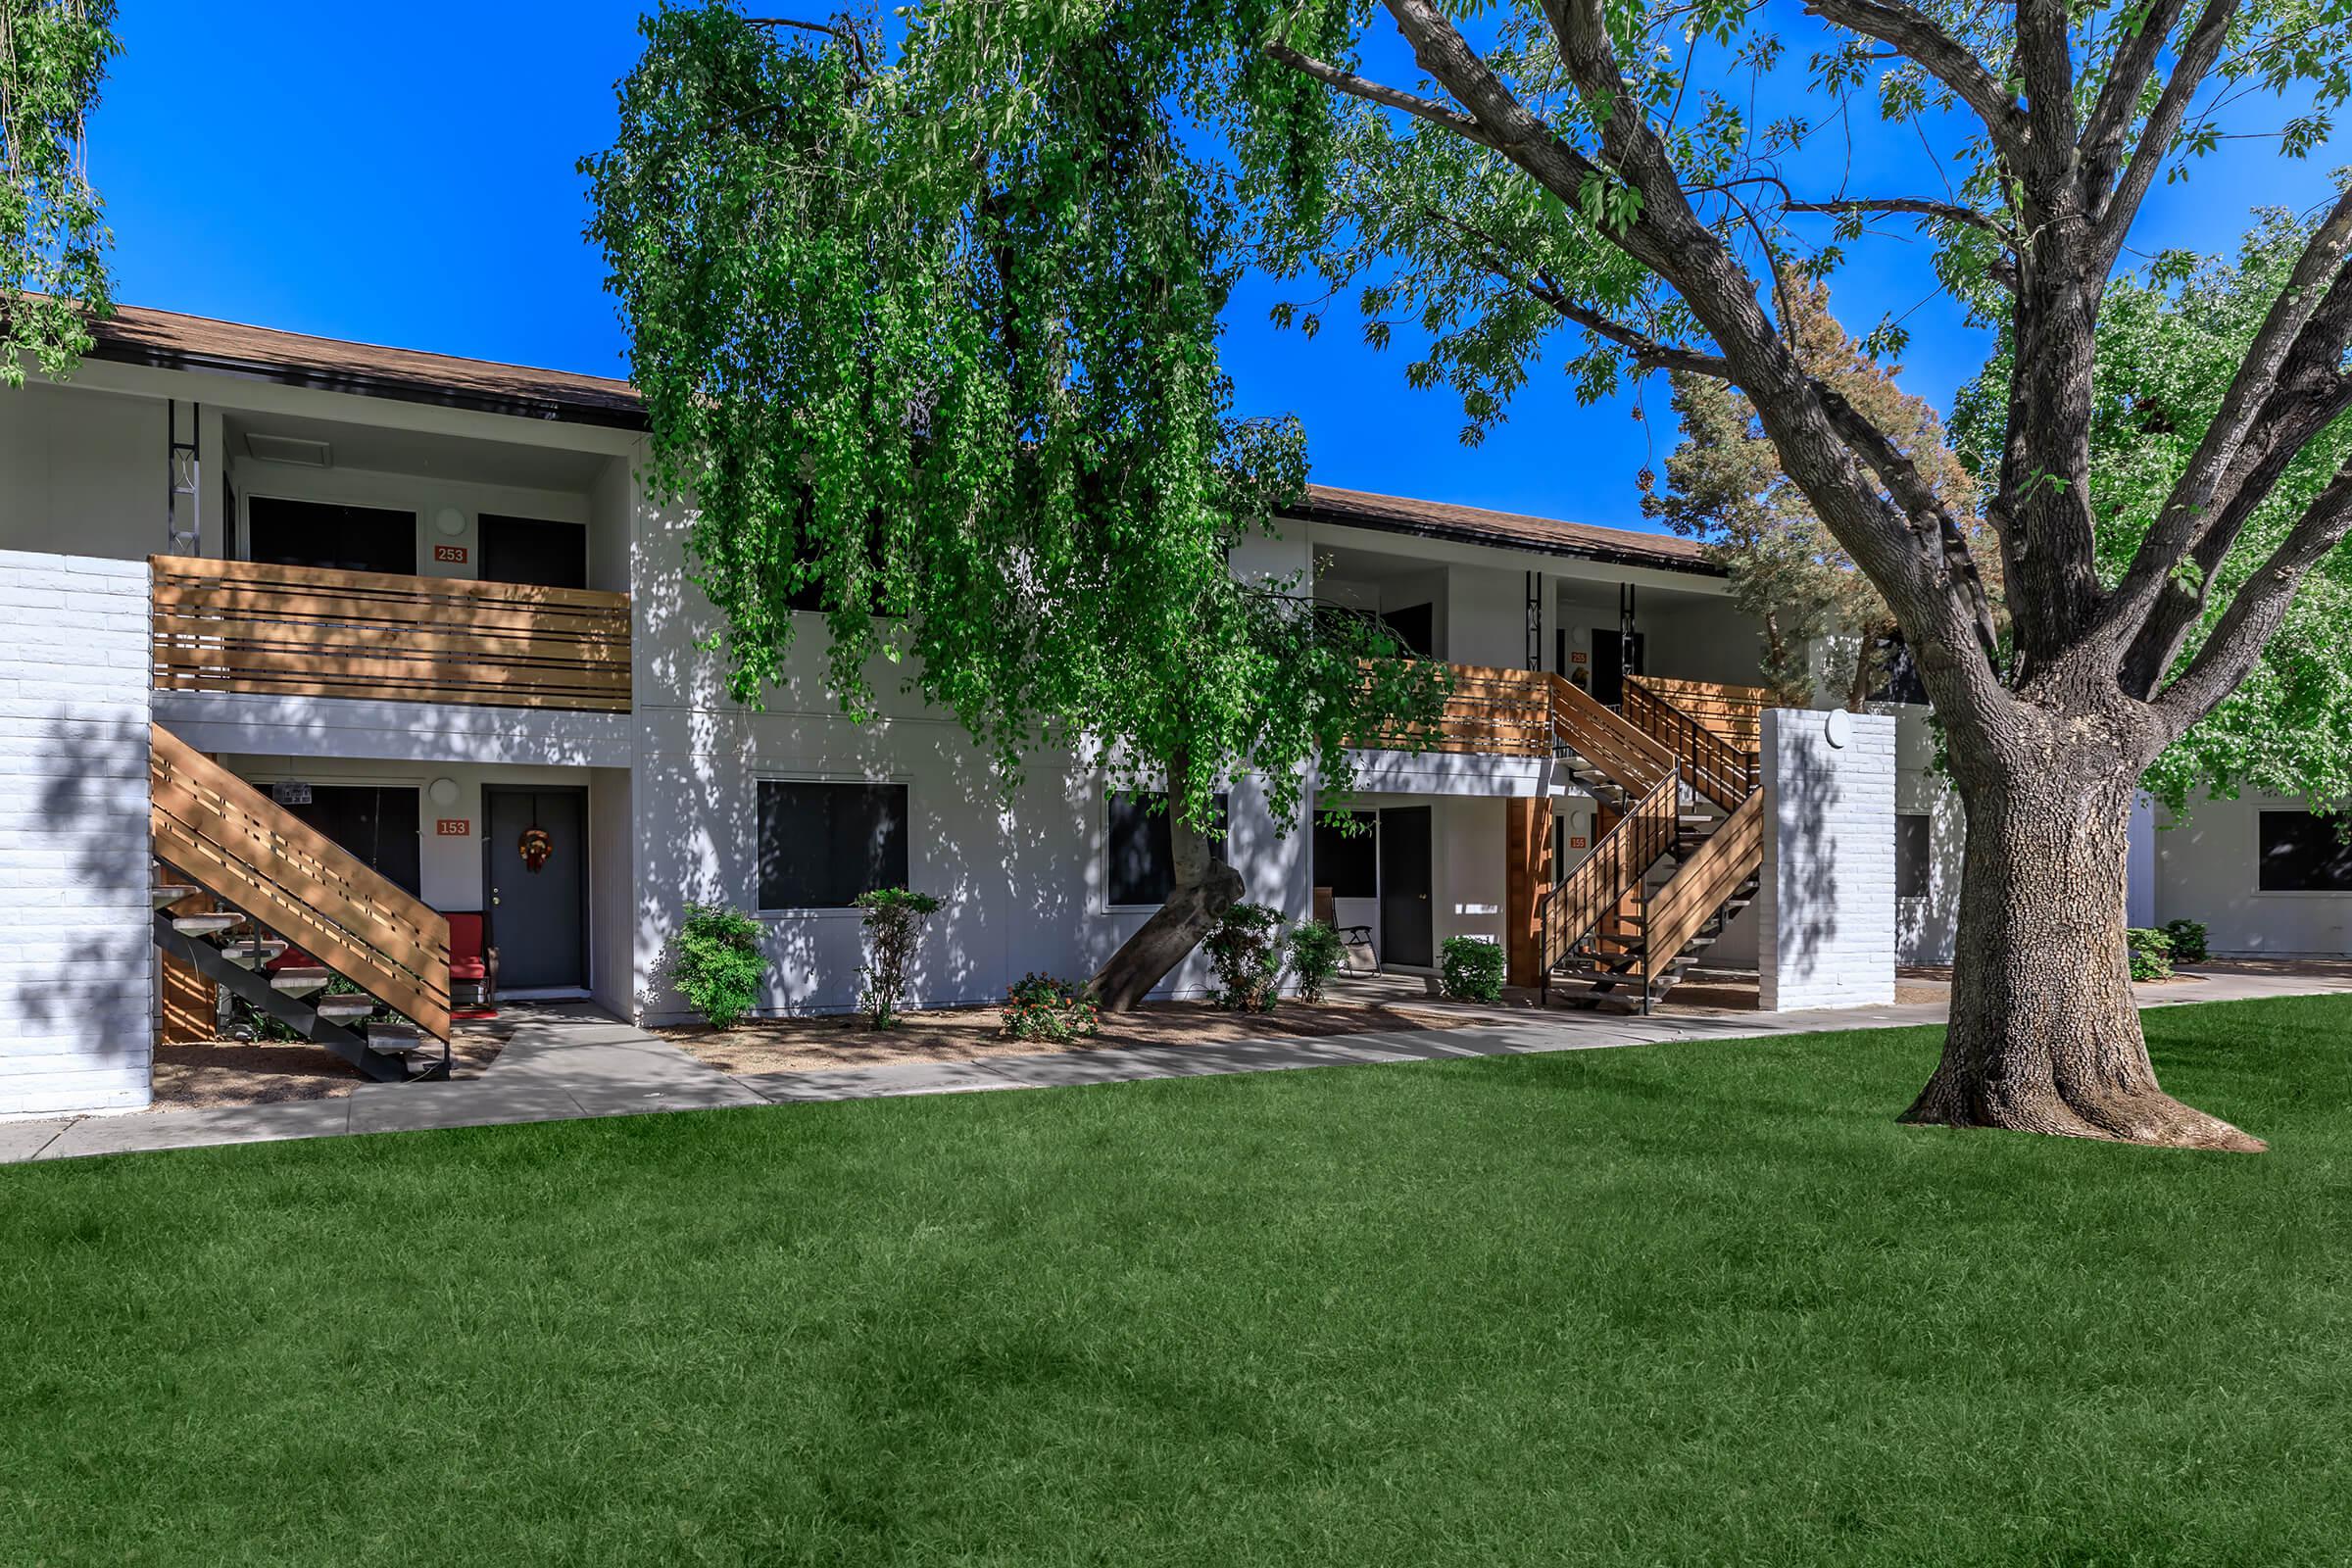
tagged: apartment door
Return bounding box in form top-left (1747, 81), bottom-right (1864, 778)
top-left (282, 785), bottom-right (421, 896)
top-left (479, 514), bottom-right (589, 590)
top-left (483, 787), bottom-right (588, 992)
top-left (1378, 806), bottom-right (1434, 968)
top-left (1589, 626), bottom-right (1646, 706)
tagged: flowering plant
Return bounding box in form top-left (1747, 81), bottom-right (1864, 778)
top-left (1002, 973), bottom-right (1100, 1043)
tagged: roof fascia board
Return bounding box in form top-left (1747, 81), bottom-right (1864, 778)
top-left (1298, 516), bottom-right (1728, 596)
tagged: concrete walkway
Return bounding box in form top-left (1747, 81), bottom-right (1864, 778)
top-left (6, 964), bottom-right (2348, 1166)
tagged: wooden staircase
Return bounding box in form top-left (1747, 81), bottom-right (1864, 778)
top-left (1539, 676), bottom-right (1769, 1014)
top-left (149, 723), bottom-right (453, 1080)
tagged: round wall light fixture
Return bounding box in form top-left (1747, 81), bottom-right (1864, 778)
top-left (1824, 708), bottom-right (1853, 750)
top-left (428, 777), bottom-right (462, 808)
top-left (434, 507), bottom-right (466, 538)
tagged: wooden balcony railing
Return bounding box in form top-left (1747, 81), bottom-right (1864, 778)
top-left (1356, 662), bottom-right (1553, 758)
top-left (1629, 675), bottom-right (1768, 752)
top-left (150, 555), bottom-right (631, 712)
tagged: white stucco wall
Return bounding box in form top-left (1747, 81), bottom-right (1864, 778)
top-left (1757, 707), bottom-right (1896, 1010)
top-left (2154, 792), bottom-right (2352, 956)
top-left (0, 551), bottom-right (155, 1117)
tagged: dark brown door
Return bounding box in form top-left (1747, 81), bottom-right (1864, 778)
top-left (1378, 806), bottom-right (1434, 968)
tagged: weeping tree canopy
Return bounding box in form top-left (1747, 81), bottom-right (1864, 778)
top-left (584, 2), bottom-right (1441, 855)
top-left (0, 0), bottom-right (116, 385)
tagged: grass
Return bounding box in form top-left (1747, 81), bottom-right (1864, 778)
top-left (6, 996), bottom-right (2352, 1565)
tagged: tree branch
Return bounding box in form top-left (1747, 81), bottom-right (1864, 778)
top-left (2154, 458), bottom-right (2352, 730)
top-left (1263, 42), bottom-right (1500, 148)
top-left (1539, 291), bottom-right (1734, 376)
top-left (2095, 189), bottom-right (2352, 672)
top-left (1800, 0), bottom-right (2028, 162)
top-left (2079, 0), bottom-right (2194, 189)
top-left (1785, 196), bottom-right (2008, 239)
top-left (2087, 0), bottom-right (2241, 279)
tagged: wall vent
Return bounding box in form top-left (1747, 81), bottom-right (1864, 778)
top-left (244, 432), bottom-right (333, 467)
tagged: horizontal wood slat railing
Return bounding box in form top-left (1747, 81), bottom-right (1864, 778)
top-left (1545, 672), bottom-right (1677, 796)
top-left (1357, 662), bottom-right (1553, 758)
top-left (1538, 767), bottom-right (1680, 975)
top-left (150, 724), bottom-right (452, 1040)
top-left (1639, 789), bottom-right (1765, 980)
top-left (151, 555), bottom-right (630, 712)
top-left (1622, 676), bottom-right (1757, 810)
top-left (1632, 675), bottom-right (1768, 752)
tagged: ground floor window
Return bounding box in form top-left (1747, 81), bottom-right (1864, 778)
top-left (2258, 809), bottom-right (2352, 892)
top-left (1312, 810), bottom-right (1378, 898)
top-left (1106, 791), bottom-right (1228, 908)
top-left (758, 780), bottom-right (909, 909)
top-left (1896, 812), bottom-right (1932, 900)
top-left (282, 785), bottom-right (421, 897)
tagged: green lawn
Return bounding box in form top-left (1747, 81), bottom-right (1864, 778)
top-left (6, 997), bottom-right (2352, 1565)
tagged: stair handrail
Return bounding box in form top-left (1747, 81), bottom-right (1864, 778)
top-left (1621, 675), bottom-right (1758, 810)
top-left (1538, 763), bottom-right (1681, 975)
top-left (1639, 788), bottom-right (1766, 979)
top-left (1545, 672), bottom-right (1676, 795)
top-left (149, 723), bottom-right (452, 1040)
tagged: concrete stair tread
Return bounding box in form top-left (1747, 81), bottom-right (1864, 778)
top-left (151, 884), bottom-right (200, 909)
top-left (171, 912), bottom-right (245, 936)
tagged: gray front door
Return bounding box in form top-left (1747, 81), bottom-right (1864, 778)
top-left (483, 787), bottom-right (587, 991)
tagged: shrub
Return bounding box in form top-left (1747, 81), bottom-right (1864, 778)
top-left (1203, 902), bottom-right (1286, 1011)
top-left (2162, 918), bottom-right (2210, 963)
top-left (854, 887), bottom-right (943, 1029)
top-left (2126, 926), bottom-right (2175, 982)
top-left (665, 903), bottom-right (769, 1029)
top-left (1287, 919), bottom-right (1344, 1003)
top-left (1002, 973), bottom-right (1100, 1043)
top-left (1440, 935), bottom-right (1507, 1003)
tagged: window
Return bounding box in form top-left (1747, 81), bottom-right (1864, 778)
top-left (1106, 791), bottom-right (1228, 907)
top-left (1313, 811), bottom-right (1378, 898)
top-left (1871, 635), bottom-right (1931, 707)
top-left (1896, 812), bottom-right (1932, 900)
top-left (757, 780), bottom-right (909, 909)
top-left (2258, 810), bottom-right (2352, 892)
top-left (282, 786), bottom-right (422, 897)
top-left (248, 497), bottom-right (416, 576)
top-left (478, 514), bottom-right (587, 589)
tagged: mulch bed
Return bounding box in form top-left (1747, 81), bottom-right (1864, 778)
top-left (147, 1032), bottom-right (505, 1112)
top-left (661, 997), bottom-right (1471, 1075)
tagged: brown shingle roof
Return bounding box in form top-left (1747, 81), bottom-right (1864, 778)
top-left (1291, 484), bottom-right (1717, 576)
top-left (86, 304), bottom-right (647, 429)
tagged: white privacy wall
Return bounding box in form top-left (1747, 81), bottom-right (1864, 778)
top-left (1757, 708), bottom-right (1896, 1010)
top-left (0, 552), bottom-right (155, 1116)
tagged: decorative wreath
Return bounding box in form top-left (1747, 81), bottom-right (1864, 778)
top-left (518, 825), bottom-right (555, 873)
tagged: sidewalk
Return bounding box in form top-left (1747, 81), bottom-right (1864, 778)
top-left (6, 964), bottom-right (2345, 1165)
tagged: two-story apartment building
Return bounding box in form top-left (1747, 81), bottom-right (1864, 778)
top-left (1, 304), bottom-right (2326, 1120)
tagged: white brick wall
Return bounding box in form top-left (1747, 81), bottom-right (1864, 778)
top-left (0, 550), bottom-right (154, 1116)
top-left (1758, 707), bottom-right (1897, 1011)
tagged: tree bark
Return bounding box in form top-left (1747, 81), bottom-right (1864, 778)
top-left (1901, 755), bottom-right (2265, 1152)
top-left (1088, 749), bottom-right (1246, 1012)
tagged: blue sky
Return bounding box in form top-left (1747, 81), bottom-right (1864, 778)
top-left (92, 1), bottom-right (2344, 533)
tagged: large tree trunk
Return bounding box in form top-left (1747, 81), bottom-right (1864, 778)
top-left (1089, 749), bottom-right (1245, 1012)
top-left (1901, 756), bottom-right (2264, 1152)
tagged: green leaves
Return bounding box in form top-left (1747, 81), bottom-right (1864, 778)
top-left (586, 1), bottom-right (1445, 838)
top-left (0, 0), bottom-right (118, 387)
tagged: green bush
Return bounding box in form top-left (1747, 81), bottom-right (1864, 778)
top-left (2126, 926), bottom-right (2175, 983)
top-left (854, 887), bottom-right (943, 1029)
top-left (1440, 936), bottom-right (1507, 1003)
top-left (666, 903), bottom-right (769, 1029)
top-left (1002, 973), bottom-right (1100, 1043)
top-left (2162, 918), bottom-right (2210, 963)
top-left (1203, 902), bottom-right (1285, 1012)
top-left (1287, 919), bottom-right (1344, 1003)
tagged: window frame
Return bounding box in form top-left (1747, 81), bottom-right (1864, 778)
top-left (2254, 808), bottom-right (2352, 896)
top-left (753, 773), bottom-right (915, 916)
top-left (1102, 787), bottom-right (1231, 912)
top-left (1895, 812), bottom-right (1933, 902)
